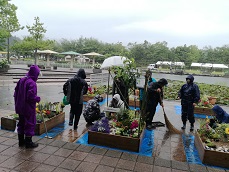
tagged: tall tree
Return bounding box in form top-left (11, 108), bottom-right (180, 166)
top-left (26, 16), bottom-right (47, 64)
top-left (0, 0), bottom-right (23, 62)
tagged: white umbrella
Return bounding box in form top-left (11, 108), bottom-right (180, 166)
top-left (100, 56), bottom-right (127, 69)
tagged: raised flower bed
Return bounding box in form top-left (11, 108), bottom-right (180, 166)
top-left (83, 85), bottom-right (107, 102)
top-left (88, 109), bottom-right (144, 152)
top-left (194, 118), bottom-right (229, 168)
top-left (194, 95), bottom-right (215, 116)
top-left (1, 102), bottom-right (65, 135)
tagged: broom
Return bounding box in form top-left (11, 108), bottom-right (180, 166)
top-left (160, 95), bottom-right (181, 134)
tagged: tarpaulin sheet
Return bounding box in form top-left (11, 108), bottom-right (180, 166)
top-left (175, 105), bottom-right (213, 119)
top-left (76, 129), bottom-right (154, 157)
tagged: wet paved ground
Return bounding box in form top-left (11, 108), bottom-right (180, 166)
top-left (0, 65), bottom-right (229, 171)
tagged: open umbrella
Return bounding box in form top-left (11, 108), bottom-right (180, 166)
top-left (100, 56), bottom-right (127, 69)
top-left (60, 51), bottom-right (81, 70)
top-left (83, 52), bottom-right (104, 65)
top-left (37, 50), bottom-right (59, 68)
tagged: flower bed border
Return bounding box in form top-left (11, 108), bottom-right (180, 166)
top-left (1, 112), bottom-right (65, 135)
top-left (194, 132), bottom-right (229, 168)
top-left (129, 99), bottom-right (140, 107)
top-left (194, 107), bottom-right (215, 116)
top-left (88, 129), bottom-right (145, 152)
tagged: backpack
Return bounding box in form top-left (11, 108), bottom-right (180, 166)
top-left (63, 79), bottom-right (72, 103)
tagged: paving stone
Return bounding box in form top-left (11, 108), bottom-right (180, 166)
top-left (189, 164), bottom-right (208, 172)
top-left (154, 157), bottom-right (171, 168)
top-left (69, 150), bottom-right (88, 161)
top-left (76, 144), bottom-right (94, 153)
top-left (120, 152), bottom-right (138, 161)
top-left (28, 152), bottom-right (50, 163)
top-left (0, 144), bottom-right (10, 152)
top-left (0, 157), bottom-right (25, 169)
top-left (91, 146), bottom-right (108, 155)
top-left (36, 138), bottom-right (54, 145)
top-left (171, 160), bottom-right (189, 171)
top-left (75, 161), bottom-right (98, 172)
top-left (0, 167), bottom-right (10, 172)
top-left (84, 153), bottom-right (103, 164)
top-left (31, 143), bottom-right (46, 152)
top-left (0, 146), bottom-right (21, 156)
top-left (13, 149), bottom-right (34, 160)
top-left (43, 155), bottom-right (65, 167)
top-left (0, 130), bottom-right (9, 136)
top-left (206, 166), bottom-right (227, 172)
top-left (32, 136), bottom-right (42, 142)
top-left (62, 142), bottom-right (80, 150)
top-left (14, 160), bottom-right (40, 172)
top-left (114, 169), bottom-right (132, 172)
top-left (59, 158), bottom-right (81, 171)
top-left (95, 165), bottom-right (115, 172)
top-left (136, 155), bottom-right (154, 165)
top-left (171, 169), bottom-right (188, 172)
top-left (153, 165), bottom-right (172, 172)
top-left (53, 167), bottom-right (73, 172)
top-left (0, 136), bottom-right (9, 143)
top-left (116, 159), bottom-right (136, 171)
top-left (39, 145), bottom-right (59, 154)
top-left (32, 164), bottom-right (56, 172)
top-left (49, 139), bottom-right (67, 148)
top-left (105, 149), bottom-right (122, 158)
top-left (1, 132), bottom-right (17, 138)
top-left (54, 148), bottom-right (73, 157)
top-left (134, 162), bottom-right (153, 172)
top-left (1, 138), bottom-right (18, 146)
top-left (100, 156), bottom-right (119, 167)
top-left (0, 155), bottom-right (10, 164)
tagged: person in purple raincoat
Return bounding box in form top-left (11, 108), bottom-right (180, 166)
top-left (14, 65), bottom-right (41, 148)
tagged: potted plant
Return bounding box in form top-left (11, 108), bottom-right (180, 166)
top-left (0, 58), bottom-right (9, 72)
top-left (92, 63), bottom-right (102, 73)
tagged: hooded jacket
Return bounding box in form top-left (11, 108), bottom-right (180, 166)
top-left (65, 69), bottom-right (88, 104)
top-left (212, 105), bottom-right (229, 123)
top-left (14, 65), bottom-right (40, 116)
top-left (179, 75), bottom-right (200, 104)
top-left (109, 94), bottom-right (125, 109)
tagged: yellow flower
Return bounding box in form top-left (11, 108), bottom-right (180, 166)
top-left (225, 128), bottom-right (229, 134)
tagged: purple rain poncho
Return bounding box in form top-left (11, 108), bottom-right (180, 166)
top-left (14, 65), bottom-right (41, 136)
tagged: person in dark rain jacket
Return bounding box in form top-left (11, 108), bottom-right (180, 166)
top-left (212, 105), bottom-right (229, 123)
top-left (14, 65), bottom-right (41, 148)
top-left (178, 75), bottom-right (200, 132)
top-left (146, 78), bottom-right (168, 130)
top-left (63, 69), bottom-right (88, 129)
top-left (83, 95), bottom-right (104, 125)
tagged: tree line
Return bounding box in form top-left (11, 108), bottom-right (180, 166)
top-left (1, 0), bottom-right (229, 67)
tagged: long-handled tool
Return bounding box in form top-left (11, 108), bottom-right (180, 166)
top-left (162, 106), bottom-right (181, 134)
top-left (40, 113), bottom-right (53, 139)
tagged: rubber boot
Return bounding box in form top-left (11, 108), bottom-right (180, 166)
top-left (18, 134), bottom-right (25, 147)
top-left (69, 113), bottom-right (74, 126)
top-left (190, 123), bottom-right (194, 132)
top-left (181, 121), bottom-right (186, 130)
top-left (25, 136), bottom-right (38, 149)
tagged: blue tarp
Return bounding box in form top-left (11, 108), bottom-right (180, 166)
top-left (76, 129), bottom-right (154, 157)
top-left (174, 105), bottom-right (213, 119)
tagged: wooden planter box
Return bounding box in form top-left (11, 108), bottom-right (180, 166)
top-left (83, 93), bottom-right (106, 102)
top-left (88, 129), bottom-right (144, 152)
top-left (1, 113), bottom-right (65, 135)
top-left (129, 99), bottom-right (140, 107)
top-left (195, 132), bottom-right (229, 168)
top-left (35, 112), bottom-right (65, 135)
top-left (194, 107), bottom-right (215, 116)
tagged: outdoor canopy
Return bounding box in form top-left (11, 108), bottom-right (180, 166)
top-left (156, 61), bottom-right (185, 67)
top-left (191, 63), bottom-right (228, 69)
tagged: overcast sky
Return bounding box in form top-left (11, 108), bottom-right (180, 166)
top-left (11, 0), bottom-right (229, 48)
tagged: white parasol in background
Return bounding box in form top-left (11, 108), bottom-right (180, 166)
top-left (100, 56), bottom-right (127, 69)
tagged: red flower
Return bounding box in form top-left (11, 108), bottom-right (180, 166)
top-left (46, 110), bottom-right (51, 115)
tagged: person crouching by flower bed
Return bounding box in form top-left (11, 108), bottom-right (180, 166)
top-left (14, 65), bottom-right (40, 148)
top-left (212, 105), bottom-right (229, 124)
top-left (83, 95), bottom-right (105, 126)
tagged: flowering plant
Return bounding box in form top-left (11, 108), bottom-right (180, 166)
top-left (197, 95), bottom-right (214, 108)
top-left (92, 63), bottom-right (101, 69)
top-left (86, 85), bottom-right (107, 96)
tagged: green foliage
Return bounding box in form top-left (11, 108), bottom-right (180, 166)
top-left (0, 58), bottom-right (9, 68)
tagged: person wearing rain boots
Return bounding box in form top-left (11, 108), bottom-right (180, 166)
top-left (145, 78), bottom-right (168, 130)
top-left (63, 69), bottom-right (88, 129)
top-left (178, 75), bottom-right (200, 132)
top-left (14, 65), bottom-right (41, 148)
